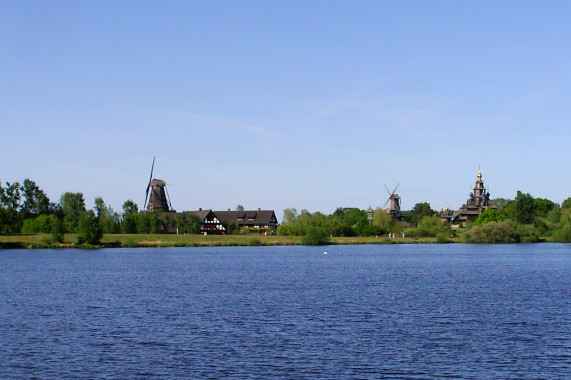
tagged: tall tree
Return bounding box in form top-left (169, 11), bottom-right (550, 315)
top-left (534, 198), bottom-right (556, 218)
top-left (20, 179), bottom-right (50, 219)
top-left (94, 197), bottom-right (105, 217)
top-left (515, 191), bottom-right (535, 224)
top-left (372, 208), bottom-right (394, 234)
top-left (94, 197), bottom-right (120, 233)
top-left (0, 182), bottom-right (22, 234)
top-left (282, 208), bottom-right (298, 224)
top-left (122, 200), bottom-right (139, 215)
top-left (77, 210), bottom-right (103, 245)
top-left (60, 192), bottom-right (86, 232)
top-left (121, 200), bottom-right (139, 234)
top-left (410, 202), bottom-right (433, 225)
top-left (175, 212), bottom-right (202, 234)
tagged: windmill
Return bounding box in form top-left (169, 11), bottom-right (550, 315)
top-left (384, 183), bottom-right (401, 220)
top-left (144, 157), bottom-right (173, 212)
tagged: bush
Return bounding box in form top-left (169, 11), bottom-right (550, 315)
top-left (77, 211), bottom-right (103, 245)
top-left (248, 238), bottom-right (262, 246)
top-left (360, 224), bottom-right (383, 237)
top-left (301, 227), bottom-right (330, 246)
top-left (21, 218), bottom-right (38, 233)
top-left (473, 208), bottom-right (505, 226)
top-left (21, 214), bottom-right (52, 233)
top-left (436, 232), bottom-right (449, 244)
top-left (516, 223), bottom-right (540, 243)
top-left (415, 216), bottom-right (449, 237)
top-left (464, 220), bottom-right (540, 244)
top-left (552, 226), bottom-right (571, 243)
top-left (50, 215), bottom-right (65, 243)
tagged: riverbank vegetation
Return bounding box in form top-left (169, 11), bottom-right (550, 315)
top-left (0, 233), bottom-right (456, 249)
top-left (0, 178), bottom-right (569, 248)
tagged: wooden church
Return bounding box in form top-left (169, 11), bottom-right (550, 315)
top-left (452, 170), bottom-right (497, 223)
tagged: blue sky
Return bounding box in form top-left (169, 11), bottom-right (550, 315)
top-left (2, 1), bottom-right (570, 218)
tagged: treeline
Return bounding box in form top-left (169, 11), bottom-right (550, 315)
top-left (277, 192), bottom-right (571, 244)
top-left (1, 179), bottom-right (570, 245)
top-left (464, 191), bottom-right (571, 243)
top-left (0, 178), bottom-right (201, 245)
top-left (277, 205), bottom-right (452, 245)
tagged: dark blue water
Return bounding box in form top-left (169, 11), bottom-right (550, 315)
top-left (1, 244), bottom-right (569, 379)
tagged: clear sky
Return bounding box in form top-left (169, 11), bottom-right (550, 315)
top-left (2, 1), bottom-right (570, 218)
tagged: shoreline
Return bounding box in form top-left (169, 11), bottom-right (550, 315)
top-left (0, 233), bottom-right (454, 249)
top-left (0, 233), bottom-right (555, 249)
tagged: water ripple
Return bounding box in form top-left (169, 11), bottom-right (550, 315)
top-left (0, 244), bottom-right (570, 379)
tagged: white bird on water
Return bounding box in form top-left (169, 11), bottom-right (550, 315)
top-left (323, 251), bottom-right (328, 255)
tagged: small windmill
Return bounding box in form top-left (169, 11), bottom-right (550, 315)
top-left (144, 157), bottom-right (173, 212)
top-left (384, 183), bottom-right (401, 220)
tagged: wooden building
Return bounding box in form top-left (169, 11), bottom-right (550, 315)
top-left (452, 170), bottom-right (497, 223)
top-left (189, 208), bottom-right (278, 235)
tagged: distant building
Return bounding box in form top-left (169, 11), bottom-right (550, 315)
top-left (367, 207), bottom-right (374, 224)
top-left (452, 170), bottom-right (497, 224)
top-left (189, 208), bottom-right (278, 235)
top-left (439, 208), bottom-right (455, 224)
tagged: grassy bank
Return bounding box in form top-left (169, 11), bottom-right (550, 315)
top-left (0, 233), bottom-right (459, 249)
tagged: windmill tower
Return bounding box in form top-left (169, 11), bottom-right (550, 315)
top-left (384, 183), bottom-right (401, 220)
top-left (144, 157), bottom-right (173, 212)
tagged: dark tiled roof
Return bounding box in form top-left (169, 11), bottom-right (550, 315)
top-left (187, 209), bottom-right (215, 220)
top-left (213, 210), bottom-right (278, 226)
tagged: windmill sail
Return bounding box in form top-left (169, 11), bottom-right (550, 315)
top-left (144, 157), bottom-right (155, 208)
top-left (143, 157), bottom-right (173, 212)
top-left (384, 183), bottom-right (401, 220)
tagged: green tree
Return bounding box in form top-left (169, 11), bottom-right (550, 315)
top-left (136, 212), bottom-right (152, 233)
top-left (503, 200), bottom-right (517, 220)
top-left (21, 214), bottom-right (52, 233)
top-left (534, 198), bottom-right (556, 218)
top-left (148, 212), bottom-right (161, 234)
top-left (327, 215), bottom-right (353, 237)
top-left (473, 208), bottom-right (505, 226)
top-left (410, 202), bottom-right (433, 226)
top-left (464, 220), bottom-right (539, 244)
top-left (176, 212), bottom-right (202, 234)
top-left (546, 206), bottom-right (562, 224)
top-left (77, 210), bottom-right (103, 245)
top-left (123, 200), bottom-right (139, 214)
top-left (515, 191), bottom-right (535, 224)
top-left (552, 226), bottom-right (571, 243)
top-left (50, 215), bottom-right (65, 243)
top-left (236, 204), bottom-right (245, 211)
top-left (282, 208), bottom-right (298, 224)
top-left (60, 192), bottom-right (86, 232)
top-left (224, 220), bottom-right (238, 235)
top-left (561, 197), bottom-right (571, 209)
top-left (121, 200), bottom-right (139, 233)
top-left (331, 207), bottom-right (368, 236)
top-left (19, 179), bottom-right (50, 219)
top-left (301, 227), bottom-right (330, 245)
top-left (94, 197), bottom-right (121, 233)
top-left (360, 224), bottom-right (383, 237)
top-left (0, 182), bottom-right (22, 234)
top-left (372, 209), bottom-right (394, 235)
top-left (414, 215), bottom-right (450, 237)
top-left (159, 213), bottom-right (172, 233)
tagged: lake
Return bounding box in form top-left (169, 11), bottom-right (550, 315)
top-left (0, 244), bottom-right (569, 379)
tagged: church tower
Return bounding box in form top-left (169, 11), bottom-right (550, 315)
top-left (452, 170), bottom-right (497, 223)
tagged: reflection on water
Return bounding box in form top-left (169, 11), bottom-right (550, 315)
top-left (1, 244), bottom-right (570, 378)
